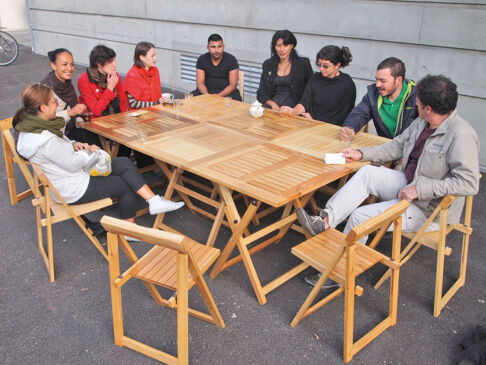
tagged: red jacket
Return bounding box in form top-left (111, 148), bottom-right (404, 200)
top-left (124, 65), bottom-right (161, 102)
top-left (77, 72), bottom-right (129, 117)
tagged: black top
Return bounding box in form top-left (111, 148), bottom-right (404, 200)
top-left (272, 74), bottom-right (296, 108)
top-left (299, 72), bottom-right (356, 125)
top-left (257, 55), bottom-right (313, 107)
top-left (194, 51), bottom-right (241, 100)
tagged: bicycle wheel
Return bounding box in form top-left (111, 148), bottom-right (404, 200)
top-left (0, 31), bottom-right (19, 66)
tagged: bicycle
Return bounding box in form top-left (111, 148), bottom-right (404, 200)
top-left (0, 29), bottom-right (19, 66)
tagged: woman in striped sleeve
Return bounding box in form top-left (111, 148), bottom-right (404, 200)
top-left (124, 42), bottom-right (171, 109)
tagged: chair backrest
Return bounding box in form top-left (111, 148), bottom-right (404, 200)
top-left (238, 70), bottom-right (245, 102)
top-left (346, 200), bottom-right (410, 245)
top-left (0, 117), bottom-right (13, 133)
top-left (101, 215), bottom-right (188, 252)
top-left (1, 117), bottom-right (36, 204)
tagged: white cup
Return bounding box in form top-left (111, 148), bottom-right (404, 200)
top-left (161, 93), bottom-right (175, 104)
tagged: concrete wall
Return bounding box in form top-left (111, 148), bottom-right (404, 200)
top-left (28, 0), bottom-right (486, 167)
top-left (0, 0), bottom-right (29, 30)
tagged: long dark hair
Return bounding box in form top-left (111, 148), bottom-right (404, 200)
top-left (270, 29), bottom-right (299, 66)
top-left (12, 84), bottom-right (52, 128)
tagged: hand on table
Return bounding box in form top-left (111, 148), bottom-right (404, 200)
top-left (280, 106), bottom-right (293, 115)
top-left (341, 148), bottom-right (362, 162)
top-left (301, 112), bottom-right (313, 119)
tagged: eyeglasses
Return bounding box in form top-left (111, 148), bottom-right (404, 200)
top-left (47, 99), bottom-right (59, 106)
top-left (316, 62), bottom-right (334, 69)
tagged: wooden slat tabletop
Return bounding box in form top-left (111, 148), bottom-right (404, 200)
top-left (208, 110), bottom-right (319, 141)
top-left (153, 94), bottom-right (250, 122)
top-left (82, 107), bottom-right (197, 145)
top-left (272, 123), bottom-right (390, 171)
top-left (191, 143), bottom-right (351, 207)
top-left (129, 123), bottom-right (259, 168)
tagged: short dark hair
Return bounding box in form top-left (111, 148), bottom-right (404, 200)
top-left (47, 48), bottom-right (72, 63)
top-left (316, 45), bottom-right (352, 68)
top-left (416, 74), bottom-right (458, 115)
top-left (133, 41), bottom-right (155, 68)
top-left (377, 57), bottom-right (405, 79)
top-left (208, 34), bottom-right (223, 44)
top-left (89, 45), bottom-right (116, 68)
top-left (270, 29), bottom-right (299, 64)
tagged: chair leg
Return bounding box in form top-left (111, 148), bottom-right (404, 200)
top-left (290, 271), bottom-right (337, 327)
top-left (177, 254), bottom-right (189, 365)
top-left (189, 262), bottom-right (225, 328)
top-left (107, 233), bottom-right (125, 346)
top-left (343, 245), bottom-right (356, 363)
top-left (72, 214), bottom-right (108, 261)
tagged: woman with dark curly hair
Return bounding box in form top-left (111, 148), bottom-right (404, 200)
top-left (282, 45), bottom-right (356, 125)
top-left (256, 30), bottom-right (312, 111)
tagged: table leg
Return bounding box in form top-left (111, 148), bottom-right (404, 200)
top-left (210, 186), bottom-right (260, 280)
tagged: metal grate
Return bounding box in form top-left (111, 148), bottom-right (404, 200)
top-left (180, 54), bottom-right (262, 99)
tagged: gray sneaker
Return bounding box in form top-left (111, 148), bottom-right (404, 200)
top-left (297, 208), bottom-right (326, 236)
top-left (304, 272), bottom-right (340, 289)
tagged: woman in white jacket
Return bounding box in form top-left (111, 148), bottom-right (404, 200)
top-left (14, 83), bottom-right (183, 221)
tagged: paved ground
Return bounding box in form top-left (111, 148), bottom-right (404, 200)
top-left (0, 41), bottom-right (485, 365)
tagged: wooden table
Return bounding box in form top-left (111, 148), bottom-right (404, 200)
top-left (82, 95), bottom-right (388, 305)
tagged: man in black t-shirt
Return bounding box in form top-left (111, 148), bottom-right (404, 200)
top-left (192, 34), bottom-right (242, 101)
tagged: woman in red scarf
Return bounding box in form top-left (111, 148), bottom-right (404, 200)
top-left (124, 42), bottom-right (171, 109)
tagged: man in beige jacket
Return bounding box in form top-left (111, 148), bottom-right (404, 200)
top-left (298, 74), bottom-right (480, 245)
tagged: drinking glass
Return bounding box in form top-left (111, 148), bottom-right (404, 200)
top-left (224, 96), bottom-right (232, 108)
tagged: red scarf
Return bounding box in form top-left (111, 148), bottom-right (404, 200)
top-left (136, 66), bottom-right (161, 101)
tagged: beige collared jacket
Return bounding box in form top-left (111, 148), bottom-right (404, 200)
top-left (360, 110), bottom-right (480, 223)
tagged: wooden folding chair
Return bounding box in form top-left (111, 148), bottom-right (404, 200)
top-left (1, 117), bottom-right (36, 205)
top-left (238, 70), bottom-right (245, 102)
top-left (31, 163), bottom-right (113, 282)
top-left (290, 200), bottom-right (409, 363)
top-left (100, 216), bottom-right (225, 365)
top-left (375, 192), bottom-right (477, 317)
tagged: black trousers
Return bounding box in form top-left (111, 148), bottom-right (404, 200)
top-left (67, 127), bottom-right (102, 147)
top-left (74, 157), bottom-right (146, 219)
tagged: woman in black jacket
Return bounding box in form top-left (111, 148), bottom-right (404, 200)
top-left (256, 30), bottom-right (312, 111)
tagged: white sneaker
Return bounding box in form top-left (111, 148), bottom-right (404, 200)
top-left (148, 195), bottom-right (185, 215)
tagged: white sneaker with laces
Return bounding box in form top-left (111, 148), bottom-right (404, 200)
top-left (148, 195), bottom-right (184, 215)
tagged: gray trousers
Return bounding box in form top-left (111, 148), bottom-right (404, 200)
top-left (322, 165), bottom-right (438, 243)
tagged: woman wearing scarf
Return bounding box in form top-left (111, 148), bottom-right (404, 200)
top-left (78, 45), bottom-right (128, 117)
top-left (78, 44), bottom-right (152, 168)
top-left (14, 84), bottom-right (184, 222)
top-left (124, 42), bottom-right (171, 109)
top-left (41, 48), bottom-right (100, 146)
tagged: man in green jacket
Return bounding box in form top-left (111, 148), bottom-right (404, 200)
top-left (298, 74), bottom-right (480, 246)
